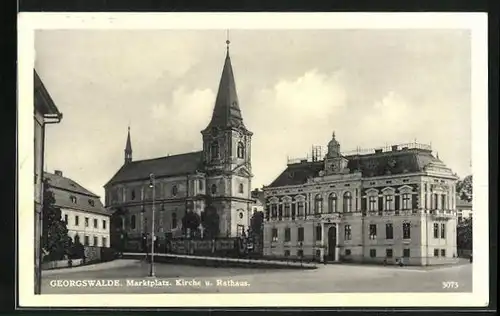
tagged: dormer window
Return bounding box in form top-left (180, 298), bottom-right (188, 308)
top-left (70, 196), bottom-right (77, 204)
top-left (237, 142), bottom-right (245, 159)
top-left (88, 199), bottom-right (95, 207)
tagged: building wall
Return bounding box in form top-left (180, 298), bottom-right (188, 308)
top-left (61, 209), bottom-right (110, 247)
top-left (34, 111), bottom-right (44, 205)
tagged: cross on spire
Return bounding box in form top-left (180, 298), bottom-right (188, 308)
top-left (226, 29), bottom-right (230, 51)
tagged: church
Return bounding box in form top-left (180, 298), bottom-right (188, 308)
top-left (262, 132), bottom-right (460, 266)
top-left (104, 41), bottom-right (254, 251)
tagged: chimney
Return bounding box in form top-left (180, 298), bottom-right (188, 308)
top-left (391, 145), bottom-right (398, 152)
top-left (54, 170), bottom-right (63, 177)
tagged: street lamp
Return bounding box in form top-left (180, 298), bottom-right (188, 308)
top-left (148, 173), bottom-right (156, 277)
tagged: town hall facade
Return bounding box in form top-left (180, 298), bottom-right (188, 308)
top-left (104, 43), bottom-right (254, 251)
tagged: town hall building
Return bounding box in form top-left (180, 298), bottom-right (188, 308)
top-left (262, 133), bottom-right (460, 266)
top-left (105, 42), bottom-right (254, 251)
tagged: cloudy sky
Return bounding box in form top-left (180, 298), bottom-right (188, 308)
top-left (35, 29), bottom-right (471, 200)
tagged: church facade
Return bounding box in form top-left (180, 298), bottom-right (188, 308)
top-left (104, 45), bottom-right (254, 251)
top-left (262, 133), bottom-right (459, 266)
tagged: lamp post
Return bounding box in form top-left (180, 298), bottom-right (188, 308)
top-left (149, 173), bottom-right (156, 277)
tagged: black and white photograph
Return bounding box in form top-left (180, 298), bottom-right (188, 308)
top-left (19, 13), bottom-right (489, 307)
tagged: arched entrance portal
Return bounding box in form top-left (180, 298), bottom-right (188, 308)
top-left (327, 225), bottom-right (337, 261)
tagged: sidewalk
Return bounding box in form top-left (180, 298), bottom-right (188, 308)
top-left (41, 259), bottom-right (141, 276)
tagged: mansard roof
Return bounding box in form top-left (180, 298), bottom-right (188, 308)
top-left (44, 172), bottom-right (109, 216)
top-left (267, 148), bottom-right (448, 188)
top-left (105, 151), bottom-right (204, 186)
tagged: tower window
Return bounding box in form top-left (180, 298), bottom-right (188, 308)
top-left (131, 189), bottom-right (136, 200)
top-left (237, 142), bottom-right (245, 159)
top-left (172, 212), bottom-right (177, 229)
top-left (211, 184), bottom-right (217, 195)
top-left (239, 183), bottom-right (244, 194)
top-left (131, 215), bottom-right (136, 230)
top-left (171, 185), bottom-right (178, 197)
top-left (211, 141), bottom-right (219, 159)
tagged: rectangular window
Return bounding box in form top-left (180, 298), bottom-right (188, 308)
top-left (345, 249), bottom-right (351, 256)
top-left (75, 216), bottom-right (79, 226)
top-left (386, 248), bottom-right (393, 258)
top-left (284, 250), bottom-right (290, 257)
top-left (93, 218), bottom-right (98, 228)
top-left (370, 249), bottom-right (376, 258)
top-left (441, 194), bottom-right (447, 210)
top-left (284, 204), bottom-right (291, 218)
top-left (102, 220), bottom-right (107, 229)
top-left (272, 228), bottom-right (278, 242)
top-left (85, 217), bottom-right (89, 227)
top-left (385, 195), bottom-right (394, 211)
top-left (440, 223), bottom-right (446, 239)
top-left (84, 236), bottom-right (89, 246)
top-left (433, 223), bottom-right (439, 238)
top-left (93, 236), bottom-right (98, 246)
top-left (344, 225), bottom-right (352, 240)
top-left (315, 225), bottom-right (322, 241)
top-left (403, 222), bottom-right (411, 239)
top-left (64, 214), bottom-right (68, 223)
top-left (385, 223), bottom-right (393, 239)
top-left (284, 228), bottom-right (291, 242)
top-left (433, 193), bottom-right (439, 209)
top-left (297, 227), bottom-right (304, 242)
top-left (369, 196), bottom-right (377, 211)
top-left (403, 248), bottom-right (410, 258)
top-left (102, 237), bottom-right (107, 247)
top-left (434, 249), bottom-right (439, 257)
top-left (297, 250), bottom-right (304, 257)
top-left (402, 193), bottom-right (411, 210)
top-left (369, 224), bottom-right (377, 240)
top-left (441, 249), bottom-right (446, 257)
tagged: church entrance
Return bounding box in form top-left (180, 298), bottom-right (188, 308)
top-left (327, 225), bottom-right (337, 261)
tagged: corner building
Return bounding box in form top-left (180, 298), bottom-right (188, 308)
top-left (263, 133), bottom-right (459, 266)
top-left (105, 45), bottom-right (254, 251)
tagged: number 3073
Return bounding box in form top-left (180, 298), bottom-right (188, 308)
top-left (442, 281), bottom-right (459, 289)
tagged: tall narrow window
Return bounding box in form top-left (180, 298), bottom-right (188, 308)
top-left (384, 194), bottom-right (394, 211)
top-left (433, 193), bottom-right (439, 209)
top-left (172, 212), bottom-right (177, 229)
top-left (211, 141), bottom-right (219, 159)
top-left (297, 202), bottom-right (304, 217)
top-left (237, 142), bottom-right (245, 159)
top-left (440, 223), bottom-right (446, 239)
top-left (75, 216), bottom-right (79, 226)
top-left (199, 180), bottom-right (204, 191)
top-left (369, 196), bottom-right (377, 211)
top-left (239, 183), bottom-right (244, 194)
top-left (369, 224), bottom-right (377, 240)
top-left (131, 189), bottom-right (136, 200)
top-left (403, 222), bottom-right (411, 239)
top-left (284, 203), bottom-right (291, 218)
top-left (441, 194), bottom-right (447, 210)
top-left (93, 218), bottom-right (98, 228)
top-left (314, 194), bottom-right (323, 214)
top-left (211, 184), bottom-right (217, 195)
top-left (102, 220), bottom-right (106, 230)
top-left (64, 214), bottom-right (68, 223)
top-left (403, 248), bottom-right (410, 258)
top-left (402, 193), bottom-right (411, 210)
top-left (271, 204), bottom-right (278, 218)
top-left (385, 223), bottom-right (393, 239)
top-left (171, 185), bottom-right (178, 197)
top-left (344, 225), bottom-right (352, 240)
top-left (284, 228), bottom-right (291, 242)
top-left (343, 192), bottom-right (352, 212)
top-left (328, 193), bottom-right (337, 213)
top-left (297, 227), bottom-right (304, 242)
top-left (131, 215), bottom-right (136, 229)
top-left (433, 223), bottom-right (439, 238)
top-left (93, 236), bottom-right (98, 246)
top-left (272, 228), bottom-right (278, 242)
top-left (85, 217), bottom-right (89, 227)
top-left (315, 225), bottom-right (322, 241)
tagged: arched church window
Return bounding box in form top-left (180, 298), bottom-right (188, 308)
top-left (239, 183), bottom-right (244, 194)
top-left (343, 192), bottom-right (352, 212)
top-left (314, 194), bottom-right (323, 214)
top-left (131, 215), bottom-right (136, 230)
top-left (211, 141), bottom-right (219, 159)
top-left (328, 193), bottom-right (337, 213)
top-left (211, 184), bottom-right (217, 195)
top-left (237, 142), bottom-right (245, 159)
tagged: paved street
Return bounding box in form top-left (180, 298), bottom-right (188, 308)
top-left (42, 259), bottom-right (472, 294)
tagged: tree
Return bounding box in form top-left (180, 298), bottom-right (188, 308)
top-left (201, 205), bottom-right (220, 239)
top-left (42, 179), bottom-right (72, 261)
top-left (457, 217), bottom-right (473, 251)
top-left (456, 175), bottom-right (473, 202)
top-left (248, 210), bottom-right (264, 253)
top-left (181, 211), bottom-right (201, 238)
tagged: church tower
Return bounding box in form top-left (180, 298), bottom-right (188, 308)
top-left (124, 126), bottom-right (133, 164)
top-left (201, 35), bottom-right (253, 237)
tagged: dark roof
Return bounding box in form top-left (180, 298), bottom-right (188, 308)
top-left (267, 149), bottom-right (447, 188)
top-left (456, 197), bottom-right (472, 208)
top-left (204, 50), bottom-right (246, 131)
top-left (34, 69), bottom-right (62, 116)
top-left (44, 172), bottom-right (109, 216)
top-left (105, 151), bottom-right (204, 186)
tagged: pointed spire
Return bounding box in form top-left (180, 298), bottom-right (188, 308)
top-left (204, 32), bottom-right (245, 130)
top-left (124, 126), bottom-right (133, 164)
